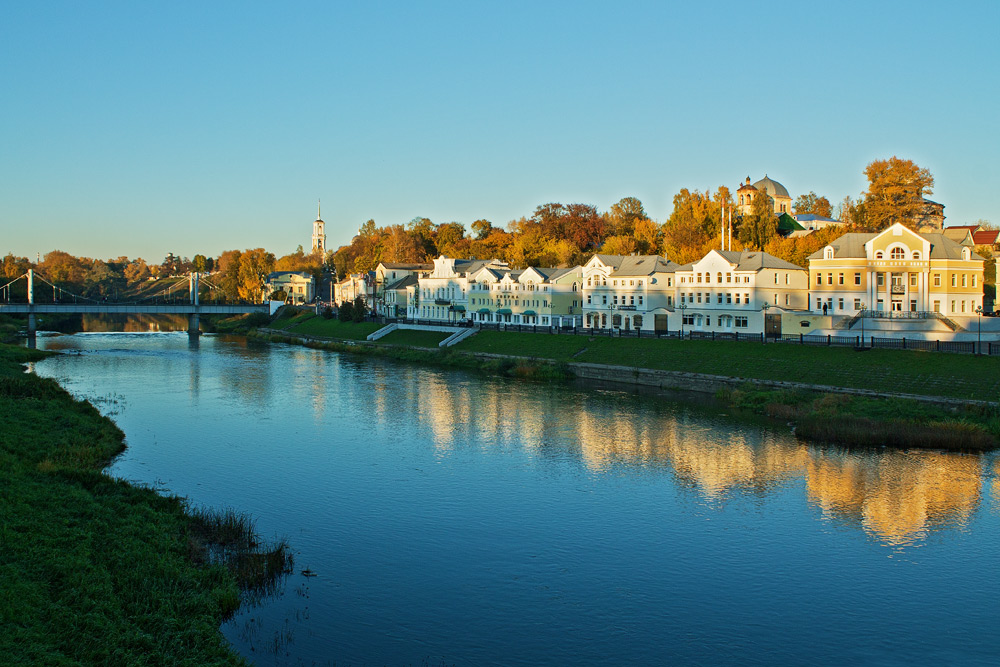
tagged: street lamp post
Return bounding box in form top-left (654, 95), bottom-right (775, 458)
top-left (678, 302), bottom-right (687, 338)
top-left (761, 301), bottom-right (771, 344)
top-left (976, 305), bottom-right (983, 354)
top-left (859, 302), bottom-right (866, 349)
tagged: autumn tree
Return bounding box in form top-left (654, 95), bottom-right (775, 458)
top-left (236, 248), bottom-right (276, 301)
top-left (599, 235), bottom-right (638, 256)
top-left (739, 188), bottom-right (777, 250)
top-left (793, 192), bottom-right (833, 218)
top-left (859, 156), bottom-right (934, 231)
top-left (662, 187), bottom-right (731, 263)
top-left (380, 224), bottom-right (421, 263)
top-left (471, 219), bottom-right (493, 240)
top-left (607, 196), bottom-right (647, 236)
top-left (123, 259), bottom-right (150, 284)
top-left (2, 253), bottom-right (31, 279)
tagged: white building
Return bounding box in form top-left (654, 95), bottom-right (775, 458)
top-left (673, 250), bottom-right (808, 333)
top-left (411, 256), bottom-right (508, 322)
top-left (266, 271), bottom-right (316, 305)
top-left (467, 265), bottom-right (583, 327)
top-left (581, 254), bottom-right (680, 333)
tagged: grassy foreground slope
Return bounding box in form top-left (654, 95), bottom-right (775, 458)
top-left (0, 344), bottom-right (246, 665)
top-left (453, 331), bottom-right (1000, 401)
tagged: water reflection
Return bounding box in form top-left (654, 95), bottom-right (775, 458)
top-left (400, 369), bottom-right (986, 546)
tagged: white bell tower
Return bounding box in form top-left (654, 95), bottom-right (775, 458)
top-left (311, 200), bottom-right (326, 254)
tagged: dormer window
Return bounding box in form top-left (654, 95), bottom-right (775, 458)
top-left (824, 247), bottom-right (834, 260)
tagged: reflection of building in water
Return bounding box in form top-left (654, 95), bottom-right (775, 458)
top-left (82, 314), bottom-right (191, 332)
top-left (806, 450), bottom-right (982, 545)
top-left (663, 430), bottom-right (809, 498)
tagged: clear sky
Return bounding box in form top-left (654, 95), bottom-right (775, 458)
top-left (2, 1), bottom-right (998, 262)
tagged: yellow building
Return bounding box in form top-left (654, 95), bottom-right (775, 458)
top-left (807, 223), bottom-right (985, 316)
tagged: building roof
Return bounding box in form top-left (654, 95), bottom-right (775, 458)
top-left (792, 214), bottom-right (841, 223)
top-left (973, 230), bottom-right (999, 245)
top-left (378, 262), bottom-right (432, 270)
top-left (944, 224), bottom-right (981, 232)
top-left (384, 275), bottom-right (418, 290)
top-left (593, 254), bottom-right (679, 276)
top-left (677, 250), bottom-right (803, 272)
top-left (752, 175), bottom-right (790, 200)
top-left (807, 229), bottom-right (985, 261)
top-left (777, 213), bottom-right (805, 232)
top-left (267, 271), bottom-right (313, 280)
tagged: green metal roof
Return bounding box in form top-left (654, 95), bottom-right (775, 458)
top-left (477, 307), bottom-right (490, 314)
top-left (522, 310), bottom-right (536, 316)
top-left (497, 308), bottom-right (512, 315)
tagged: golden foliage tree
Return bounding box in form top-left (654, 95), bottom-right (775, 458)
top-left (860, 156), bottom-right (934, 231)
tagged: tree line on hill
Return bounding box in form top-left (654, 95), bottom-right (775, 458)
top-left (4, 157), bottom-right (982, 302)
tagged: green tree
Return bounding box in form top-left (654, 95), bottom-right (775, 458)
top-left (860, 156), bottom-right (934, 231)
top-left (192, 254), bottom-right (208, 272)
top-left (793, 192), bottom-right (833, 218)
top-left (351, 295), bottom-right (367, 322)
top-left (338, 299), bottom-right (354, 322)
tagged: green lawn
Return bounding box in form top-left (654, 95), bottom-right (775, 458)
top-left (272, 314), bottom-right (382, 340)
top-left (377, 329), bottom-right (449, 347)
top-left (453, 331), bottom-right (1000, 400)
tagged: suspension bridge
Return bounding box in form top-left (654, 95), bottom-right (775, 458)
top-left (0, 270), bottom-right (269, 336)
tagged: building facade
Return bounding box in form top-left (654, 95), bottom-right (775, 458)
top-left (807, 223), bottom-right (985, 316)
top-left (467, 265), bottom-right (583, 327)
top-left (581, 254), bottom-right (679, 332)
top-left (266, 271), bottom-right (316, 304)
top-left (673, 250), bottom-right (808, 333)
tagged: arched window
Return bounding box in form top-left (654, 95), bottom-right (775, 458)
top-left (739, 195), bottom-right (744, 205)
top-left (890, 247), bottom-right (904, 259)
top-left (875, 251), bottom-right (884, 259)
top-left (963, 248), bottom-right (971, 260)
top-left (824, 247), bottom-right (834, 260)
top-left (717, 272), bottom-right (723, 282)
top-left (912, 251), bottom-right (921, 260)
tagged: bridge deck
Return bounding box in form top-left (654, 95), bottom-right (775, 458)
top-left (0, 304), bottom-right (268, 315)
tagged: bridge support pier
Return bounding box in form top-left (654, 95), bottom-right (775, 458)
top-left (188, 313), bottom-right (200, 336)
top-left (27, 312), bottom-right (36, 337)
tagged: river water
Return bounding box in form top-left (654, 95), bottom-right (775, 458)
top-left (31, 332), bottom-right (1000, 666)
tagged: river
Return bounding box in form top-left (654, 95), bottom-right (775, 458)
top-left (31, 331), bottom-right (1000, 666)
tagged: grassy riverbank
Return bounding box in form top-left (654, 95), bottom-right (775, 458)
top-left (719, 385), bottom-right (998, 450)
top-left (0, 343), bottom-right (286, 664)
top-left (262, 318), bottom-right (1000, 449)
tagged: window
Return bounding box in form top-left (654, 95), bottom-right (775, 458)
top-left (890, 247), bottom-right (904, 259)
top-left (613, 295), bottom-right (618, 305)
top-left (825, 247), bottom-right (834, 260)
top-left (934, 274), bottom-right (941, 287)
top-left (717, 293), bottom-right (723, 304)
top-left (973, 275), bottom-right (978, 287)
top-left (683, 314), bottom-right (694, 325)
top-left (727, 273), bottom-right (732, 283)
top-left (602, 295), bottom-right (607, 305)
top-left (827, 273), bottom-right (833, 285)
top-left (854, 299), bottom-right (862, 310)
top-left (785, 273), bottom-right (789, 285)
top-left (697, 273), bottom-right (702, 283)
top-left (734, 293), bottom-right (740, 304)
top-left (744, 293), bottom-right (750, 304)
top-left (774, 273), bottom-right (779, 284)
top-left (638, 296), bottom-right (643, 305)
top-left (875, 251), bottom-right (884, 259)
top-left (877, 274), bottom-right (884, 286)
top-left (838, 273), bottom-right (844, 285)
top-left (816, 273), bottom-right (822, 285)
top-left (629, 296), bottom-right (634, 305)
top-left (933, 300), bottom-right (940, 312)
top-left (785, 294), bottom-right (789, 305)
top-left (735, 316), bottom-right (748, 328)
top-left (962, 274), bottom-right (967, 287)
top-left (697, 293), bottom-right (702, 303)
top-left (910, 273), bottom-right (917, 287)
top-left (855, 273), bottom-right (862, 285)
top-left (951, 275), bottom-right (957, 287)
top-left (913, 251), bottom-right (921, 260)
top-left (838, 298), bottom-right (844, 310)
top-left (718, 272), bottom-right (723, 283)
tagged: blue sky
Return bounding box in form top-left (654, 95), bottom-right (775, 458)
top-left (2, 1), bottom-right (997, 262)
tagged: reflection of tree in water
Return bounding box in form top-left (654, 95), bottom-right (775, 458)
top-left (81, 313), bottom-right (192, 332)
top-left (805, 449), bottom-right (983, 546)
